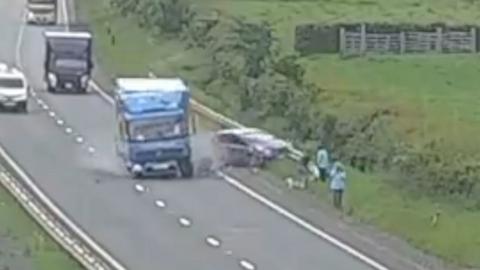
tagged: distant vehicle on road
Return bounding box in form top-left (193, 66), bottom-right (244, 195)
top-left (213, 128), bottom-right (290, 167)
top-left (113, 77), bottom-right (194, 179)
top-left (26, 0), bottom-right (57, 25)
top-left (43, 31), bottom-right (93, 94)
top-left (0, 63), bottom-right (29, 113)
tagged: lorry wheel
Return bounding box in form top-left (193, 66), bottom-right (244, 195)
top-left (130, 168), bottom-right (143, 179)
top-left (179, 158), bottom-right (194, 179)
top-left (47, 86), bottom-right (55, 93)
top-left (17, 102), bottom-right (27, 113)
top-left (132, 171), bottom-right (143, 179)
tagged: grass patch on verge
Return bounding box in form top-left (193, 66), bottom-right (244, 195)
top-left (77, 0), bottom-right (480, 267)
top-left (0, 184), bottom-right (83, 270)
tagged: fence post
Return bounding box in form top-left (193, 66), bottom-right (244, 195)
top-left (399, 32), bottom-right (406, 54)
top-left (360, 24), bottom-right (366, 54)
top-left (436, 27), bottom-right (443, 53)
top-left (339, 27), bottom-right (346, 54)
top-left (471, 27), bottom-right (477, 53)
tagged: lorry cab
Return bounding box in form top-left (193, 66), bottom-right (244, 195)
top-left (43, 31), bottom-right (93, 94)
top-left (26, 0), bottom-right (57, 25)
top-left (113, 77), bottom-right (194, 179)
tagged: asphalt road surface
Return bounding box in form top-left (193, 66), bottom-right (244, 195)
top-left (0, 1), bottom-right (378, 269)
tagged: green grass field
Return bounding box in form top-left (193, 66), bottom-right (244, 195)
top-left (77, 0), bottom-right (480, 267)
top-left (0, 185), bottom-right (83, 270)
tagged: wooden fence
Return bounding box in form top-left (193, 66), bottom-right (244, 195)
top-left (295, 23), bottom-right (479, 55)
top-left (340, 24), bottom-right (477, 55)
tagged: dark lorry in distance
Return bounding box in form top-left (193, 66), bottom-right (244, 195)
top-left (26, 0), bottom-right (57, 25)
top-left (43, 31), bottom-right (94, 93)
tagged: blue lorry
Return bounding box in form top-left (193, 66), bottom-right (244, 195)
top-left (113, 77), bottom-right (194, 179)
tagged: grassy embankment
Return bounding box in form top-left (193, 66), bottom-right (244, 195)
top-left (0, 184), bottom-right (83, 269)
top-left (77, 0), bottom-right (480, 267)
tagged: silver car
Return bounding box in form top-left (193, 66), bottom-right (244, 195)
top-left (213, 128), bottom-right (290, 167)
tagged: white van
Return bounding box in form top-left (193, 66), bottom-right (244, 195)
top-left (0, 63), bottom-right (29, 112)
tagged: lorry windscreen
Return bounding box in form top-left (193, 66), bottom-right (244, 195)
top-left (28, 0), bottom-right (55, 3)
top-left (128, 116), bottom-right (187, 142)
top-left (49, 38), bottom-right (89, 55)
top-left (53, 59), bottom-right (88, 71)
top-left (30, 7), bottom-right (55, 13)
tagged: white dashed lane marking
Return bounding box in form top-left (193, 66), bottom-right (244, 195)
top-left (154, 200), bottom-right (166, 208)
top-left (239, 259), bottom-right (256, 270)
top-left (178, 217), bottom-right (192, 227)
top-left (205, 236), bottom-right (221, 248)
top-left (134, 184), bottom-right (146, 193)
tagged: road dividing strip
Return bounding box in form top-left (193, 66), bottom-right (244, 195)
top-left (0, 145), bottom-right (127, 270)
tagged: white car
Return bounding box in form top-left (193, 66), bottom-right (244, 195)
top-left (0, 63), bottom-right (29, 113)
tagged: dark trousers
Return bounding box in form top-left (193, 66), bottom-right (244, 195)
top-left (332, 189), bottom-right (344, 209)
top-left (319, 167), bottom-right (328, 182)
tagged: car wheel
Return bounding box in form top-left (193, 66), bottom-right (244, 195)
top-left (178, 158), bottom-right (194, 179)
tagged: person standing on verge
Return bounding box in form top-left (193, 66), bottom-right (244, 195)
top-left (329, 161), bottom-right (346, 210)
top-left (316, 144), bottom-right (329, 182)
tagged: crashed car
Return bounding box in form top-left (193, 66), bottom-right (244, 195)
top-left (212, 128), bottom-right (290, 167)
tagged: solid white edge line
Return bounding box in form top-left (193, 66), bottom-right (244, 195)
top-left (218, 171), bottom-right (390, 270)
top-left (91, 81), bottom-right (114, 104)
top-left (61, 0), bottom-right (70, 31)
top-left (0, 145), bottom-right (127, 270)
top-left (15, 10), bottom-right (26, 69)
top-left (90, 77), bottom-right (389, 270)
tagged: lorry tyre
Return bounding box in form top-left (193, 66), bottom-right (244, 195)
top-left (130, 169), bottom-right (143, 179)
top-left (179, 158), bottom-right (194, 179)
top-left (47, 85), bottom-right (55, 93)
top-left (17, 102), bottom-right (27, 113)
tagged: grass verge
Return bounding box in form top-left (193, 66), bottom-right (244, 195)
top-left (77, 0), bottom-right (480, 267)
top-left (0, 183), bottom-right (83, 270)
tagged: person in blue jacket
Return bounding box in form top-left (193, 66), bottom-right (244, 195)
top-left (329, 161), bottom-right (346, 210)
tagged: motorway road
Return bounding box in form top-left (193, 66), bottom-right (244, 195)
top-left (0, 1), bottom-right (379, 270)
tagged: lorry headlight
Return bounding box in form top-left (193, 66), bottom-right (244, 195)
top-left (132, 164), bottom-right (143, 174)
top-left (48, 73), bottom-right (57, 86)
top-left (27, 12), bottom-right (34, 20)
top-left (80, 74), bottom-right (90, 87)
top-left (173, 123), bottom-right (181, 135)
